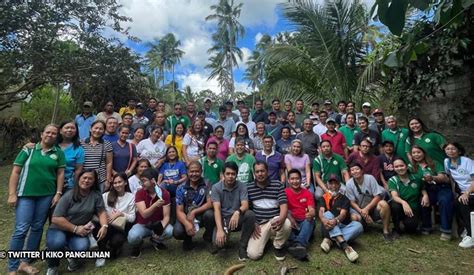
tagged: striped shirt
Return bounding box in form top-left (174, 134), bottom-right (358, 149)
top-left (247, 180), bottom-right (287, 224)
top-left (81, 139), bottom-right (113, 184)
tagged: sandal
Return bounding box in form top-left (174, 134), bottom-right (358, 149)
top-left (18, 263), bottom-right (39, 274)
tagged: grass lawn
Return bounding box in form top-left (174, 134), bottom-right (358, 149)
top-left (1, 164), bottom-right (474, 274)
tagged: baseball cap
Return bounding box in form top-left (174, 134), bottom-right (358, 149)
top-left (324, 100), bottom-right (332, 105)
top-left (326, 117), bottom-right (336, 124)
top-left (204, 97), bottom-right (212, 103)
top-left (328, 174), bottom-right (339, 183)
top-left (373, 108), bottom-right (383, 115)
top-left (362, 102), bottom-right (371, 108)
top-left (83, 101), bottom-right (93, 108)
top-left (136, 103), bottom-right (145, 109)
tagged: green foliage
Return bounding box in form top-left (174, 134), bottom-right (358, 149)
top-left (21, 85), bottom-right (76, 128)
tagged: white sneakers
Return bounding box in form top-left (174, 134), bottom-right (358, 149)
top-left (459, 236), bottom-right (474, 248)
top-left (344, 246), bottom-right (359, 262)
top-left (95, 258), bottom-right (106, 268)
top-left (320, 238), bottom-right (332, 253)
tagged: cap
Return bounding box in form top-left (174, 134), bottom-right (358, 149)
top-left (362, 102), bottom-right (371, 108)
top-left (218, 106), bottom-right (227, 112)
top-left (326, 117), bottom-right (336, 124)
top-left (204, 97), bottom-right (212, 103)
top-left (328, 174), bottom-right (339, 183)
top-left (225, 100), bottom-right (233, 106)
top-left (197, 110), bottom-right (206, 116)
top-left (324, 100), bottom-right (332, 105)
top-left (83, 101), bottom-right (93, 108)
top-left (136, 103), bottom-right (145, 109)
top-left (373, 108), bottom-right (383, 115)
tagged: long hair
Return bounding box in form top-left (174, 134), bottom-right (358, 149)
top-left (72, 169), bottom-right (100, 202)
top-left (165, 146), bottom-right (178, 162)
top-left (57, 121), bottom-right (80, 149)
top-left (407, 117), bottom-right (432, 147)
top-left (235, 123), bottom-right (250, 139)
top-left (172, 122), bottom-right (185, 145)
top-left (134, 158), bottom-right (152, 175)
top-left (189, 119), bottom-right (204, 137)
top-left (410, 145), bottom-right (435, 173)
top-left (107, 172), bottom-right (131, 208)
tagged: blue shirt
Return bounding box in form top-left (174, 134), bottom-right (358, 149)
top-left (255, 150), bottom-right (284, 181)
top-left (159, 161), bottom-right (187, 182)
top-left (175, 180), bottom-right (209, 213)
top-left (112, 141), bottom-right (137, 173)
top-left (62, 144), bottom-right (85, 189)
top-left (75, 113), bottom-right (96, 140)
top-left (103, 133), bottom-right (119, 143)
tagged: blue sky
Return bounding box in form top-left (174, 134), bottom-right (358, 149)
top-left (117, 0), bottom-right (374, 94)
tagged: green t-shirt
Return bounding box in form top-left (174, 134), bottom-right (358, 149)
top-left (405, 132), bottom-right (446, 165)
top-left (313, 153), bottom-right (348, 183)
top-left (13, 143), bottom-right (66, 197)
top-left (388, 174), bottom-right (423, 210)
top-left (226, 153), bottom-right (256, 184)
top-left (200, 156), bottom-right (224, 185)
top-left (339, 125), bottom-right (360, 147)
top-left (382, 127), bottom-right (409, 162)
top-left (408, 162), bottom-right (445, 181)
top-left (166, 115), bottom-right (191, 134)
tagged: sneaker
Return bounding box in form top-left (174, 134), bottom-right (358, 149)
top-left (95, 258), bottom-right (106, 268)
top-left (344, 246), bottom-right (359, 262)
top-left (46, 267), bottom-right (58, 275)
top-left (288, 244), bottom-right (308, 260)
top-left (150, 238), bottom-right (168, 250)
top-left (459, 236), bottom-right (474, 248)
top-left (130, 247), bottom-right (141, 258)
top-left (67, 259), bottom-right (80, 272)
top-left (183, 239), bottom-right (195, 251)
top-left (238, 248), bottom-right (249, 262)
top-left (440, 233), bottom-right (452, 241)
top-left (383, 233), bottom-right (393, 242)
top-left (421, 230), bottom-right (431, 236)
top-left (320, 238), bottom-right (332, 253)
top-left (274, 247), bottom-right (286, 261)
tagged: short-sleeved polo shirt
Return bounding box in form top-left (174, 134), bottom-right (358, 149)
top-left (444, 156), bottom-right (474, 192)
top-left (247, 180), bottom-right (287, 224)
top-left (255, 150), bottom-right (284, 181)
top-left (388, 174), bottom-right (423, 210)
top-left (339, 125), bottom-right (360, 148)
top-left (405, 132), bottom-right (446, 165)
top-left (200, 156), bottom-right (224, 185)
top-left (175, 180), bottom-right (210, 213)
top-left (381, 127), bottom-right (409, 161)
top-left (313, 153), bottom-right (348, 183)
top-left (211, 181), bottom-right (248, 218)
top-left (14, 143), bottom-right (66, 197)
top-left (409, 162), bottom-right (445, 181)
top-left (321, 131), bottom-right (347, 157)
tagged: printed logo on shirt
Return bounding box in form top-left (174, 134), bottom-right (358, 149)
top-left (400, 133), bottom-right (404, 137)
top-left (458, 168), bottom-right (468, 175)
top-left (425, 138), bottom-right (431, 143)
top-left (333, 160), bottom-right (338, 165)
top-left (199, 188), bottom-right (205, 195)
top-left (299, 198), bottom-right (307, 203)
top-left (411, 182), bottom-right (418, 189)
top-left (50, 154), bottom-right (58, 160)
top-left (213, 163), bottom-right (218, 168)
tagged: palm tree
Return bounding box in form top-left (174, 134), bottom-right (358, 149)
top-left (145, 38), bottom-right (164, 89)
top-left (161, 33), bottom-right (184, 94)
top-left (206, 0), bottom-right (245, 99)
top-left (263, 0), bottom-right (370, 102)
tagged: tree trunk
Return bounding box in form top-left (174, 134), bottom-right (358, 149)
top-left (51, 83), bottom-right (61, 124)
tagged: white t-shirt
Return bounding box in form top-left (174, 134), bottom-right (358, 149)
top-left (128, 175), bottom-right (142, 195)
top-left (183, 134), bottom-right (205, 158)
top-left (102, 191), bottom-right (136, 223)
top-left (445, 156), bottom-right (474, 192)
top-left (136, 138), bottom-right (166, 166)
top-left (236, 120), bottom-right (257, 138)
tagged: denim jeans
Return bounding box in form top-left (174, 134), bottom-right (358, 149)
top-left (46, 227), bottom-right (90, 268)
top-left (289, 219), bottom-right (315, 247)
top-left (127, 223), bottom-right (173, 247)
top-left (8, 195), bottom-right (53, 272)
top-left (322, 211), bottom-right (363, 242)
top-left (421, 185), bottom-right (454, 233)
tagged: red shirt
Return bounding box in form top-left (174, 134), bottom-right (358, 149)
top-left (135, 187), bottom-right (170, 225)
top-left (285, 187), bottom-right (315, 221)
top-left (321, 131), bottom-right (346, 157)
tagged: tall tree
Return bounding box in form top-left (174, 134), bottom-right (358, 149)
top-left (161, 33), bottom-right (184, 94)
top-left (205, 0), bottom-right (245, 99)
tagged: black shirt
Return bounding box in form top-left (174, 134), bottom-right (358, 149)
top-left (252, 110), bottom-right (269, 124)
top-left (353, 129), bottom-right (381, 148)
top-left (318, 194), bottom-right (351, 225)
top-left (379, 154), bottom-right (396, 181)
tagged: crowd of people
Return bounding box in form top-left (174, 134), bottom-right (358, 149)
top-left (6, 97), bottom-right (474, 274)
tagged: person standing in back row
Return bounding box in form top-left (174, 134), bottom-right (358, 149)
top-left (75, 101), bottom-right (96, 140)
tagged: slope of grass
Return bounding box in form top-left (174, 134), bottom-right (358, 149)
top-left (1, 164), bottom-right (473, 274)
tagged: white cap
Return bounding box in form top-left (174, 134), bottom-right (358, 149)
top-left (204, 97), bottom-right (212, 103)
top-left (362, 102), bottom-right (371, 107)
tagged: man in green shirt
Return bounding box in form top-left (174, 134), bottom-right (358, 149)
top-left (381, 116), bottom-right (409, 162)
top-left (200, 141), bottom-right (224, 185)
top-left (313, 140), bottom-right (350, 199)
top-left (166, 102), bottom-right (191, 134)
top-left (226, 138), bottom-right (256, 184)
top-left (338, 113), bottom-right (360, 153)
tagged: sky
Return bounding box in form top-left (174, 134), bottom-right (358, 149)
top-left (117, 0), bottom-right (375, 95)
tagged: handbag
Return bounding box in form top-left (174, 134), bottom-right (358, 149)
top-left (354, 181), bottom-right (374, 208)
top-left (111, 216), bottom-right (126, 231)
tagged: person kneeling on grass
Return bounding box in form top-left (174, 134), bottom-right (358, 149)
top-left (173, 161), bottom-right (215, 250)
top-left (318, 174), bottom-right (363, 263)
top-left (345, 162), bottom-right (393, 241)
top-left (211, 161), bottom-right (256, 260)
top-left (127, 168), bottom-right (173, 258)
top-left (285, 169), bottom-right (316, 261)
top-left (46, 169), bottom-right (107, 275)
top-left (247, 161), bottom-right (291, 261)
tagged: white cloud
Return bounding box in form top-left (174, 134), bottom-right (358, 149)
top-left (254, 32), bottom-right (263, 44)
top-left (236, 47), bottom-right (252, 70)
top-left (239, 0), bottom-right (280, 27)
top-left (179, 71), bottom-right (252, 94)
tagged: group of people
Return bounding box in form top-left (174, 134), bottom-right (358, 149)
top-left (6, 97), bottom-right (474, 274)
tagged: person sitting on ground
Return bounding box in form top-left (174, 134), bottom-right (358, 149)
top-left (347, 138), bottom-right (382, 184)
top-left (345, 162), bottom-right (392, 241)
top-left (313, 140), bottom-right (350, 199)
top-left (388, 158), bottom-right (430, 236)
top-left (226, 137), bottom-right (256, 184)
top-left (128, 159), bottom-right (151, 195)
top-left (247, 161), bottom-right (291, 261)
top-left (408, 145), bottom-right (452, 239)
top-left (211, 162), bottom-right (255, 260)
top-left (285, 169), bottom-right (316, 261)
top-left (45, 169), bottom-right (107, 274)
top-left (93, 173), bottom-right (135, 267)
top-left (255, 135), bottom-right (285, 183)
top-left (174, 161), bottom-right (214, 250)
top-left (318, 174), bottom-right (363, 263)
top-left (127, 168), bottom-right (173, 258)
top-left (443, 142), bottom-right (474, 248)
top-left (200, 141), bottom-right (224, 185)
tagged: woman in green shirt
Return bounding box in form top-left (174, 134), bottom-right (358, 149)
top-left (389, 158), bottom-right (429, 236)
top-left (409, 145), bottom-right (452, 239)
top-left (406, 117), bottom-right (446, 165)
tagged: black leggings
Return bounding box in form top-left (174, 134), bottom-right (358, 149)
top-left (390, 201), bottom-right (420, 233)
top-left (93, 222), bottom-right (132, 257)
top-left (455, 195), bottom-right (474, 237)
